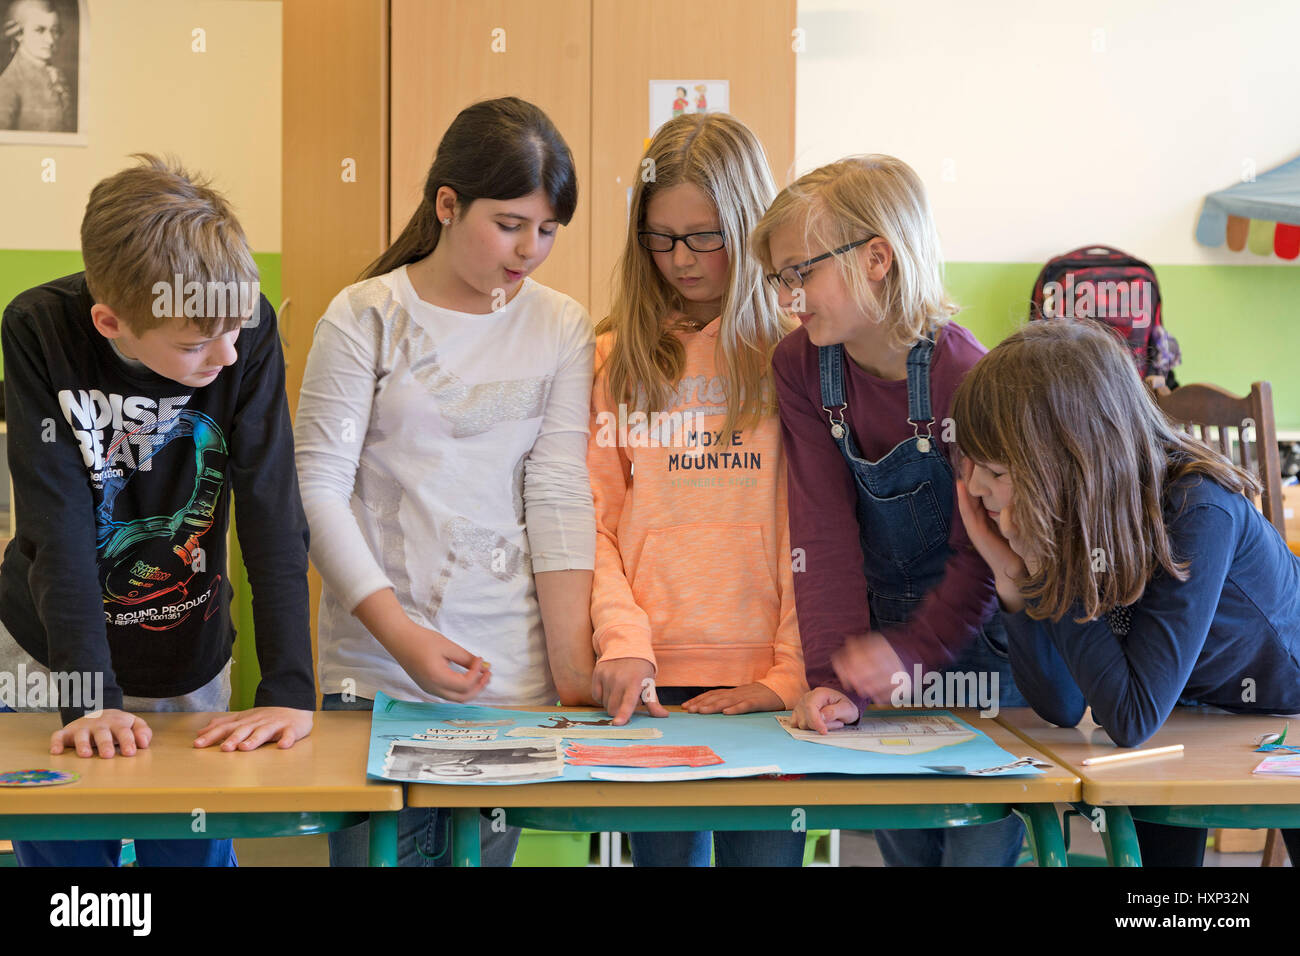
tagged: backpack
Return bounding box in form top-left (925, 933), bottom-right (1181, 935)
top-left (1029, 245), bottom-right (1180, 385)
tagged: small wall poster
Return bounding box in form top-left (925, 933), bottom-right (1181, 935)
top-left (649, 79), bottom-right (729, 138)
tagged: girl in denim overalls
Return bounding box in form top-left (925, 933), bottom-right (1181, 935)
top-left (755, 155), bottom-right (1027, 866)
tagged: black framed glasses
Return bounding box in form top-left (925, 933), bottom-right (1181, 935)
top-left (637, 230), bottom-right (727, 253)
top-left (765, 236), bottom-right (878, 292)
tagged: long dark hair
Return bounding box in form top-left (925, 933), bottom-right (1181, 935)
top-left (362, 96), bottom-right (578, 280)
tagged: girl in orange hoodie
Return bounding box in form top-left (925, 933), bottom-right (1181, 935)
top-left (578, 113), bottom-right (807, 867)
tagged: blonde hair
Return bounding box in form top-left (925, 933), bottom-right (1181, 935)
top-left (751, 155), bottom-right (957, 350)
top-left (80, 153), bottom-right (257, 336)
top-left (597, 113), bottom-right (791, 441)
top-left (953, 320), bottom-right (1261, 623)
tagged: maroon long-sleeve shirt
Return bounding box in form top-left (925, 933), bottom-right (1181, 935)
top-left (771, 321), bottom-right (998, 710)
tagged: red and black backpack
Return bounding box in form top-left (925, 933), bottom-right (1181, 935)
top-left (1029, 245), bottom-right (1181, 385)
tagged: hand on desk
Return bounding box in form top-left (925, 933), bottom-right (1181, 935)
top-left (683, 682), bottom-right (783, 715)
top-left (790, 687), bottom-right (860, 735)
top-left (591, 657), bottom-right (668, 726)
top-left (194, 707), bottom-right (314, 751)
top-left (50, 709), bottom-right (153, 758)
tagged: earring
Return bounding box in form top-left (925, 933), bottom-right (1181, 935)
top-left (441, 218), bottom-right (451, 225)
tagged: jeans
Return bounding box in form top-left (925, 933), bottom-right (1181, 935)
top-left (322, 693), bottom-right (521, 867)
top-left (873, 624), bottom-right (1028, 866)
top-left (626, 686), bottom-right (807, 867)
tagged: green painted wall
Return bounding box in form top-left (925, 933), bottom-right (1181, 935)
top-left (945, 262), bottom-right (1300, 431)
top-left (0, 250), bottom-right (283, 380)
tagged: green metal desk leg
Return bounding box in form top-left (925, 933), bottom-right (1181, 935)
top-left (1012, 804), bottom-right (1068, 867)
top-left (451, 807), bottom-right (481, 867)
top-left (1072, 802), bottom-right (1142, 866)
top-left (368, 811), bottom-right (399, 867)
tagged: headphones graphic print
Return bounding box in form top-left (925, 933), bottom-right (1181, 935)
top-left (96, 408), bottom-right (228, 628)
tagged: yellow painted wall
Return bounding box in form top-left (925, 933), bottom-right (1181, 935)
top-left (0, 0), bottom-right (281, 253)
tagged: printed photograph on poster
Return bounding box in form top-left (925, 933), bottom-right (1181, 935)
top-left (0, 0), bottom-right (87, 144)
top-left (382, 738), bottom-right (565, 783)
top-left (649, 79), bottom-right (729, 138)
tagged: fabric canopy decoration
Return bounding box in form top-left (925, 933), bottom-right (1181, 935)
top-left (1196, 155), bottom-right (1300, 260)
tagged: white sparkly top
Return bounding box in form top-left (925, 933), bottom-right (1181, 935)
top-left (294, 265), bottom-right (596, 706)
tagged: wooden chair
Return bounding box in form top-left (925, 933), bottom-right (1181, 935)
top-left (1151, 380), bottom-right (1285, 538)
top-left (1151, 379), bottom-right (1289, 866)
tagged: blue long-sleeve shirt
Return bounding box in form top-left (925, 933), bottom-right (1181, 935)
top-left (1003, 474), bottom-right (1300, 748)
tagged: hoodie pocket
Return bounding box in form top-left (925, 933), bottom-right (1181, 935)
top-left (631, 523), bottom-right (779, 648)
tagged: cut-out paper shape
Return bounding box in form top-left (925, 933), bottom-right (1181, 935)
top-left (564, 743), bottom-right (723, 768)
top-left (1253, 723), bottom-right (1300, 754)
top-left (414, 728), bottom-right (499, 742)
top-left (507, 726), bottom-right (663, 740)
top-left (507, 714), bottom-right (664, 739)
top-left (443, 719), bottom-right (514, 728)
top-left (382, 738), bottom-right (564, 783)
top-left (777, 713), bottom-right (975, 755)
top-left (0, 768), bottom-right (80, 787)
top-left (924, 756), bottom-right (1053, 775)
top-left (590, 765), bottom-right (781, 782)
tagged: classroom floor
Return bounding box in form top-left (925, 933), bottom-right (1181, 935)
top-left (230, 810), bottom-right (1288, 866)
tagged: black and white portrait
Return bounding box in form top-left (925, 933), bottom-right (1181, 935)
top-left (0, 0), bottom-right (86, 144)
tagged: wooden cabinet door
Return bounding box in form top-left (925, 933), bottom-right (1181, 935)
top-left (589, 0), bottom-right (796, 322)
top-left (390, 0), bottom-right (592, 308)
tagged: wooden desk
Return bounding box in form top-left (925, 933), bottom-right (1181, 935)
top-left (405, 708), bottom-right (1079, 866)
top-left (997, 707), bottom-right (1300, 866)
top-left (0, 711), bottom-right (403, 865)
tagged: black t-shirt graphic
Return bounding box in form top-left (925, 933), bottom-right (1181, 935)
top-left (1, 273), bottom-right (315, 722)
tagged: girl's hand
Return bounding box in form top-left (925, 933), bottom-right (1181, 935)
top-left (591, 658), bottom-right (670, 726)
top-left (194, 707), bottom-right (314, 751)
top-left (832, 632), bottom-right (906, 702)
top-left (682, 682), bottom-right (784, 715)
top-left (790, 687), bottom-right (860, 734)
top-left (399, 623), bottom-right (492, 702)
top-left (956, 459), bottom-right (1029, 613)
top-left (50, 709), bottom-right (152, 758)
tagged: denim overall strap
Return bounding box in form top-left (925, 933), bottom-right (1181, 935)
top-left (906, 335), bottom-right (935, 443)
top-left (817, 343), bottom-right (848, 437)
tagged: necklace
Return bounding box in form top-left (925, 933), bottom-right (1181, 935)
top-left (671, 316), bottom-right (710, 333)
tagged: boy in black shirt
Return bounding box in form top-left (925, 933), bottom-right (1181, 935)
top-left (0, 154), bottom-right (315, 866)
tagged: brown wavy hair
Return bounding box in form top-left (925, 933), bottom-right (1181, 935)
top-left (953, 320), bottom-right (1260, 623)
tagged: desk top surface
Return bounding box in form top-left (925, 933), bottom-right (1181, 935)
top-left (996, 707), bottom-right (1300, 805)
top-left (405, 707), bottom-right (1079, 807)
top-left (0, 712), bottom-right (402, 814)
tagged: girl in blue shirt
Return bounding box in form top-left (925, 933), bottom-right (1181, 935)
top-left (952, 320), bottom-right (1300, 866)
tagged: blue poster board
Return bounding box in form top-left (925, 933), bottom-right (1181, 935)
top-left (366, 692), bottom-right (1043, 785)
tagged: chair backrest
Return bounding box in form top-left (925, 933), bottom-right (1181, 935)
top-left (1151, 381), bottom-right (1285, 539)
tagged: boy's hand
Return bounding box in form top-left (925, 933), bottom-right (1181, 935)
top-left (400, 623), bottom-right (491, 703)
top-left (51, 709), bottom-right (153, 759)
top-left (194, 707), bottom-right (314, 751)
top-left (956, 465), bottom-right (1029, 613)
top-left (591, 658), bottom-right (669, 726)
top-left (833, 631), bottom-right (906, 703)
top-left (682, 682), bottom-right (784, 715)
top-left (790, 687), bottom-right (860, 734)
